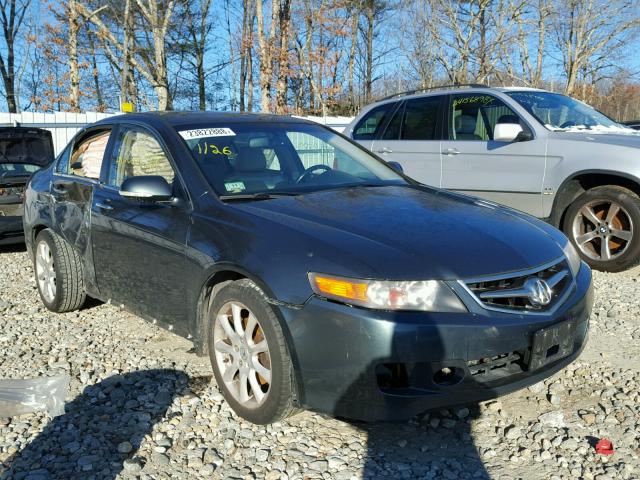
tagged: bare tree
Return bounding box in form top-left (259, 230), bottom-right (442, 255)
top-left (81, 0), bottom-right (176, 110)
top-left (255, 0), bottom-right (278, 112)
top-left (183, 0), bottom-right (213, 111)
top-left (552, 0), bottom-right (640, 96)
top-left (0, 0), bottom-right (29, 112)
top-left (274, 0), bottom-right (291, 114)
top-left (239, 0), bottom-right (256, 112)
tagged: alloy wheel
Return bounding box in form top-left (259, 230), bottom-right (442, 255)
top-left (35, 240), bottom-right (56, 303)
top-left (572, 200), bottom-right (634, 261)
top-left (213, 301), bottom-right (272, 408)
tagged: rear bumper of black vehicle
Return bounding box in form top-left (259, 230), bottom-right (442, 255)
top-left (280, 264), bottom-right (593, 421)
top-left (0, 212), bottom-right (24, 245)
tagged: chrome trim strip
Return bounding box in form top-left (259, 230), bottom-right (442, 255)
top-left (461, 256), bottom-right (565, 284)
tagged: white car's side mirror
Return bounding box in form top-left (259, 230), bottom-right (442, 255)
top-left (494, 123), bottom-right (524, 142)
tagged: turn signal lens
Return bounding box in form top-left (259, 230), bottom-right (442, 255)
top-left (308, 273), bottom-right (467, 312)
top-left (312, 275), bottom-right (368, 302)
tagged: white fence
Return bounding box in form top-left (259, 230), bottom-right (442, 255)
top-left (0, 111), bottom-right (353, 155)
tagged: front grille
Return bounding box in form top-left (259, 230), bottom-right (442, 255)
top-left (464, 259), bottom-right (571, 312)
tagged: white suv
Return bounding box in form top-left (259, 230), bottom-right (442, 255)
top-left (347, 85), bottom-right (640, 272)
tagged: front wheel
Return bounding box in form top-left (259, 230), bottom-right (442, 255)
top-left (563, 186), bottom-right (640, 272)
top-left (207, 279), bottom-right (298, 424)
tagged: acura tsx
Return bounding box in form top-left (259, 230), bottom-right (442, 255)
top-left (23, 112), bottom-right (593, 424)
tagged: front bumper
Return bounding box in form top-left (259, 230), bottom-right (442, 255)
top-left (280, 264), bottom-right (593, 421)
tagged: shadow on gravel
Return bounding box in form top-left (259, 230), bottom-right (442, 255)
top-left (333, 319), bottom-right (492, 479)
top-left (4, 369), bottom-right (188, 479)
top-left (347, 406), bottom-right (489, 479)
top-left (0, 243), bottom-right (26, 254)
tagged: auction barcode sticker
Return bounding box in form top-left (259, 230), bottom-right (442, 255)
top-left (179, 127), bottom-right (236, 140)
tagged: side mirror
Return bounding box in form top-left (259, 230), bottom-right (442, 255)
top-left (120, 175), bottom-right (172, 201)
top-left (494, 123), bottom-right (526, 142)
top-left (387, 161), bottom-right (404, 173)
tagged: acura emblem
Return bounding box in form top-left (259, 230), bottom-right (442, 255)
top-left (524, 278), bottom-right (552, 306)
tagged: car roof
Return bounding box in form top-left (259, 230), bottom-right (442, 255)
top-left (367, 86), bottom-right (550, 108)
top-left (95, 111), bottom-right (315, 129)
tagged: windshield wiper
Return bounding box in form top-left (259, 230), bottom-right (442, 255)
top-left (219, 191), bottom-right (302, 201)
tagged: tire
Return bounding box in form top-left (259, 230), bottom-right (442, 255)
top-left (562, 185), bottom-right (640, 272)
top-left (34, 229), bottom-right (86, 312)
top-left (207, 279), bottom-right (298, 424)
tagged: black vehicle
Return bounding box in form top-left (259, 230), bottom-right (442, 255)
top-left (23, 112), bottom-right (593, 424)
top-left (622, 120), bottom-right (640, 131)
top-left (0, 127), bottom-right (54, 245)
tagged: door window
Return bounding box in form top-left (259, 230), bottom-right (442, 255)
top-left (68, 130), bottom-right (111, 179)
top-left (449, 94), bottom-right (523, 141)
top-left (352, 103), bottom-right (396, 140)
top-left (107, 127), bottom-right (175, 188)
top-left (401, 96), bottom-right (442, 140)
top-left (381, 103), bottom-right (404, 140)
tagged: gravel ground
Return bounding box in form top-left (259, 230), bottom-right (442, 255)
top-left (0, 245), bottom-right (639, 480)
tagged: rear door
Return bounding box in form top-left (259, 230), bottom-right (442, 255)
top-left (50, 127), bottom-right (113, 291)
top-left (439, 92), bottom-right (546, 217)
top-left (371, 95), bottom-right (445, 187)
top-left (90, 124), bottom-right (191, 333)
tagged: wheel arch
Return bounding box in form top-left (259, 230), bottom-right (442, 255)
top-left (550, 170), bottom-right (640, 229)
top-left (193, 265), bottom-right (305, 405)
top-left (29, 224), bottom-right (53, 259)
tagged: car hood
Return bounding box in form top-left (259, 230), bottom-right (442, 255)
top-left (0, 128), bottom-right (55, 167)
top-left (550, 130), bottom-right (640, 148)
top-left (231, 186), bottom-right (566, 280)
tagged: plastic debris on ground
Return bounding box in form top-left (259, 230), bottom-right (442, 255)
top-left (594, 438), bottom-right (615, 455)
top-left (0, 374), bottom-right (69, 418)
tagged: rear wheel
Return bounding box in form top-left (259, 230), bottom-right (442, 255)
top-left (563, 186), bottom-right (640, 272)
top-left (34, 229), bottom-right (86, 312)
top-left (207, 279), bottom-right (297, 424)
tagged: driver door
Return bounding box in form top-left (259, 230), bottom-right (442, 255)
top-left (90, 124), bottom-right (191, 334)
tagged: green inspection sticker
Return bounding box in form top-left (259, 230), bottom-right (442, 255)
top-left (224, 181), bottom-right (246, 192)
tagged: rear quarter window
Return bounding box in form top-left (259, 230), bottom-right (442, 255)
top-left (352, 103), bottom-right (396, 140)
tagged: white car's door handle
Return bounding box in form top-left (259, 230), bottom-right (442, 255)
top-left (442, 148), bottom-right (460, 155)
top-left (377, 147), bottom-right (393, 154)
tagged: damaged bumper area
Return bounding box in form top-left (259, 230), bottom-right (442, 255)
top-left (280, 264), bottom-right (593, 422)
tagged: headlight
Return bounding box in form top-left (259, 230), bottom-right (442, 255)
top-left (308, 273), bottom-right (467, 312)
top-left (563, 241), bottom-right (582, 277)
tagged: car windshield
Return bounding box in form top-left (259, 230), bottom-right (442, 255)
top-left (506, 91), bottom-right (632, 133)
top-left (177, 122), bottom-right (407, 197)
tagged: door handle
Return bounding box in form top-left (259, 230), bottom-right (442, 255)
top-left (95, 201), bottom-right (113, 211)
top-left (442, 148), bottom-right (460, 156)
top-left (377, 147), bottom-right (393, 154)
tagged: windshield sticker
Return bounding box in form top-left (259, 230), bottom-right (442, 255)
top-left (197, 143), bottom-right (233, 156)
top-left (180, 127), bottom-right (236, 140)
top-left (224, 181), bottom-right (246, 193)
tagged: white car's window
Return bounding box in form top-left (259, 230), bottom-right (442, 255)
top-left (449, 94), bottom-right (522, 141)
top-left (352, 103), bottom-right (396, 140)
top-left (402, 96), bottom-right (442, 140)
top-left (507, 91), bottom-right (626, 132)
top-left (108, 128), bottom-right (175, 188)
